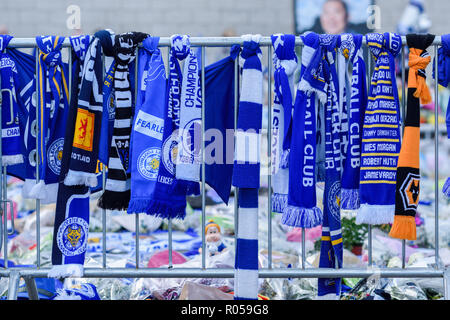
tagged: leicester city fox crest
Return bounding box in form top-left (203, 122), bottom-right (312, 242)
top-left (56, 217), bottom-right (89, 256)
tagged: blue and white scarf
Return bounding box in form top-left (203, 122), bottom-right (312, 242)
top-left (53, 283), bottom-right (100, 300)
top-left (270, 33), bottom-right (297, 213)
top-left (317, 35), bottom-right (344, 299)
top-left (434, 34), bottom-right (450, 198)
top-left (146, 35), bottom-right (198, 219)
top-left (23, 36), bottom-right (69, 204)
top-left (49, 35), bottom-right (91, 278)
top-left (128, 36), bottom-right (168, 214)
top-left (0, 35), bottom-right (23, 166)
top-left (338, 34), bottom-right (368, 212)
top-left (357, 33), bottom-right (402, 225)
top-left (232, 34), bottom-right (263, 300)
top-left (176, 35), bottom-right (202, 183)
top-left (282, 32), bottom-right (323, 228)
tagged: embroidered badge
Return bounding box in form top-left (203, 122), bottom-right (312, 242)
top-left (399, 172), bottom-right (420, 210)
top-left (56, 217), bottom-right (89, 257)
top-left (47, 137), bottom-right (64, 175)
top-left (73, 108), bottom-right (95, 151)
top-left (137, 147), bottom-right (161, 180)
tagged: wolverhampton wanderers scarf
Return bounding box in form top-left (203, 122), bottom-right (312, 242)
top-left (338, 34), bottom-right (368, 211)
top-left (49, 35), bottom-right (91, 278)
top-left (357, 33), bottom-right (402, 225)
top-left (98, 32), bottom-right (148, 211)
top-left (127, 36), bottom-right (168, 215)
top-left (317, 35), bottom-right (344, 300)
top-left (233, 34), bottom-right (263, 300)
top-left (434, 34), bottom-right (450, 198)
top-left (63, 30), bottom-right (113, 188)
top-left (270, 33), bottom-right (297, 213)
top-left (0, 35), bottom-right (23, 166)
top-left (389, 34), bottom-right (435, 240)
top-left (24, 36), bottom-right (69, 204)
top-left (282, 32), bottom-right (323, 228)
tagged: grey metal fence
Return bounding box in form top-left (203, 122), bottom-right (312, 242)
top-left (0, 36), bottom-right (449, 300)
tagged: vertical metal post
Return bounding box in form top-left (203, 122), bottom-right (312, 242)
top-left (101, 51), bottom-right (107, 269)
top-left (7, 271), bottom-right (20, 300)
top-left (134, 47), bottom-right (140, 269)
top-left (234, 54), bottom-right (239, 250)
top-left (267, 44), bottom-right (273, 269)
top-left (201, 45), bottom-right (206, 269)
top-left (434, 45), bottom-right (440, 267)
top-left (24, 277), bottom-right (39, 300)
top-left (168, 218), bottom-right (173, 268)
top-left (0, 60), bottom-right (4, 262)
top-left (367, 48), bottom-right (373, 267)
top-left (302, 228), bottom-right (306, 269)
top-left (401, 45), bottom-right (407, 269)
top-left (35, 48), bottom-right (41, 269)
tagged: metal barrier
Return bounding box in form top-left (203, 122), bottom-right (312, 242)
top-left (0, 36), bottom-right (449, 300)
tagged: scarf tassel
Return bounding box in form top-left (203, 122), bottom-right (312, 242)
top-left (389, 215), bottom-right (417, 240)
top-left (48, 264), bottom-right (84, 278)
top-left (271, 193), bottom-right (288, 213)
top-left (340, 188), bottom-right (360, 211)
top-left (64, 171), bottom-right (98, 188)
top-left (2, 155), bottom-right (24, 167)
top-left (443, 177), bottom-right (450, 198)
top-left (98, 190), bottom-right (131, 211)
top-left (146, 199), bottom-right (186, 219)
top-left (356, 204), bottom-right (395, 225)
top-left (282, 205), bottom-right (322, 228)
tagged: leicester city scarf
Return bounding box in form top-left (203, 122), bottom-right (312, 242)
top-left (146, 35), bottom-right (196, 219)
top-left (0, 35), bottom-right (23, 166)
top-left (316, 35), bottom-right (344, 300)
top-left (338, 34), bottom-right (368, 211)
top-left (282, 32), bottom-right (323, 228)
top-left (389, 34), bottom-right (435, 240)
top-left (64, 30), bottom-right (114, 189)
top-left (23, 36), bottom-right (69, 204)
top-left (232, 34), bottom-right (262, 300)
top-left (434, 34), bottom-right (450, 198)
top-left (176, 35), bottom-right (202, 183)
top-left (270, 33), bottom-right (297, 213)
top-left (49, 35), bottom-right (91, 278)
top-left (98, 31), bottom-right (148, 211)
top-left (357, 33), bottom-right (402, 225)
top-left (127, 36), bottom-right (169, 215)
top-left (204, 45), bottom-right (240, 205)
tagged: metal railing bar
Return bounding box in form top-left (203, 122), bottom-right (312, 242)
top-left (35, 47), bottom-right (41, 269)
top-left (434, 44), bottom-right (440, 267)
top-left (267, 44), bottom-right (273, 269)
top-left (233, 54), bottom-right (239, 251)
top-left (134, 47), bottom-right (140, 269)
top-left (101, 50), bottom-right (107, 269)
top-left (401, 45), bottom-right (407, 269)
top-left (201, 45), bottom-right (206, 269)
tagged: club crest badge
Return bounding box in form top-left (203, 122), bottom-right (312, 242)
top-left (56, 217), bottom-right (89, 257)
top-left (47, 137), bottom-right (64, 175)
top-left (399, 172), bottom-right (420, 211)
top-left (137, 147), bottom-right (161, 180)
top-left (179, 118), bottom-right (202, 163)
top-left (162, 133), bottom-right (179, 175)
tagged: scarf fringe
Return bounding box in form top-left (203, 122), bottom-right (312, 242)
top-left (146, 199), bottom-right (186, 219)
top-left (316, 293), bottom-right (339, 300)
top-left (341, 209), bottom-right (358, 219)
top-left (281, 205), bottom-right (323, 228)
top-left (97, 190), bottom-right (131, 211)
top-left (340, 188), bottom-right (360, 211)
top-left (356, 204), bottom-right (395, 225)
top-left (388, 215), bottom-right (417, 240)
top-left (127, 198), bottom-right (152, 215)
top-left (53, 289), bottom-right (82, 300)
top-left (280, 149), bottom-right (290, 169)
top-left (298, 79), bottom-right (327, 105)
top-left (28, 180), bottom-right (46, 200)
top-left (272, 193), bottom-right (288, 213)
top-left (443, 177), bottom-right (450, 198)
top-left (64, 170), bottom-right (98, 188)
top-left (2, 154), bottom-right (23, 166)
top-left (48, 264), bottom-right (84, 278)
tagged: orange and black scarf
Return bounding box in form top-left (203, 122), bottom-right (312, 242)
top-left (389, 34), bottom-right (435, 240)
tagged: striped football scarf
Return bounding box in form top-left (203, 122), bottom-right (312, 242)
top-left (176, 35), bottom-right (202, 183)
top-left (49, 35), bottom-right (91, 278)
top-left (434, 34), bottom-right (450, 198)
top-left (316, 34), bottom-right (344, 300)
top-left (338, 34), bottom-right (368, 212)
top-left (232, 34), bottom-right (263, 300)
top-left (389, 34), bottom-right (435, 240)
top-left (25, 36), bottom-right (69, 204)
top-left (357, 33), bottom-right (402, 225)
top-left (98, 32), bottom-right (148, 211)
top-left (270, 33), bottom-right (297, 213)
top-left (282, 32), bottom-right (323, 228)
top-left (0, 35), bottom-right (23, 166)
